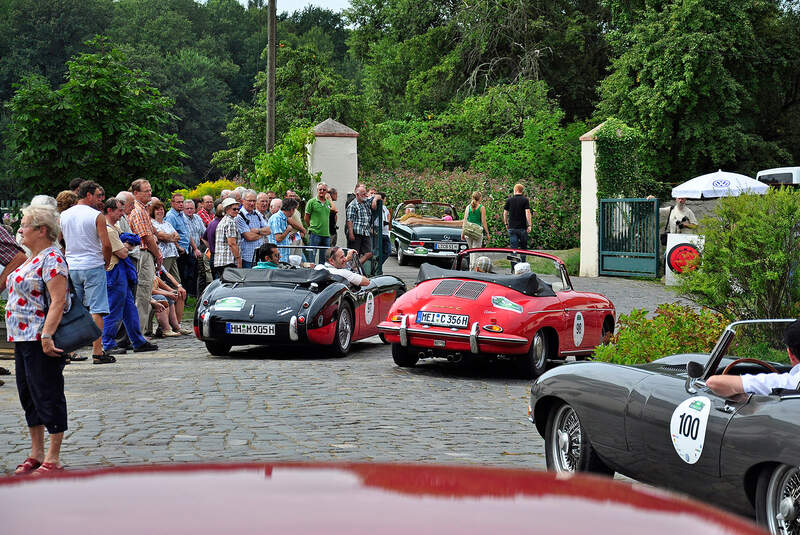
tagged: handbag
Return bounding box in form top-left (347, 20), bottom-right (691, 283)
top-left (46, 278), bottom-right (102, 353)
top-left (463, 220), bottom-right (483, 241)
top-left (660, 205), bottom-right (674, 246)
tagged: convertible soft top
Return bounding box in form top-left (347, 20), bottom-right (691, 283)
top-left (416, 263), bottom-right (555, 297)
top-left (221, 267), bottom-right (333, 285)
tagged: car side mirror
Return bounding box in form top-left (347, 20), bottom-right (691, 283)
top-left (687, 361), bottom-right (704, 379)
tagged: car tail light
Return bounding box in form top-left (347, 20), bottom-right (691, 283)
top-left (391, 314), bottom-right (404, 322)
top-left (410, 241), bottom-right (424, 246)
top-left (483, 324), bottom-right (503, 333)
top-left (302, 302), bottom-right (309, 308)
top-left (193, 325), bottom-right (200, 338)
top-left (298, 316), bottom-right (305, 324)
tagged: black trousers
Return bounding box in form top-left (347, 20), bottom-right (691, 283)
top-left (15, 341), bottom-right (68, 434)
top-left (177, 253), bottom-right (198, 297)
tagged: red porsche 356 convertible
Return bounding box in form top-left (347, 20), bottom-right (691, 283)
top-left (378, 249), bottom-right (616, 378)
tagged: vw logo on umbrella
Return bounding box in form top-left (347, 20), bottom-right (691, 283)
top-left (712, 179), bottom-right (731, 187)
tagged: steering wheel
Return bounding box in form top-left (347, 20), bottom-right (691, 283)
top-left (721, 358), bottom-right (778, 375)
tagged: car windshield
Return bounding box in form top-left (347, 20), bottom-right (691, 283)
top-left (719, 321), bottom-right (794, 366)
top-left (456, 250), bottom-right (570, 290)
top-left (395, 202), bottom-right (455, 221)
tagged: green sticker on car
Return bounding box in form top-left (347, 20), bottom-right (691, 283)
top-left (689, 400), bottom-right (705, 411)
top-left (215, 297), bottom-right (246, 311)
top-left (491, 296), bottom-right (523, 314)
top-left (414, 247), bottom-right (428, 255)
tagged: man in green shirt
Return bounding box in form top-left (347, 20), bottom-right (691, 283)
top-left (304, 182), bottom-right (332, 263)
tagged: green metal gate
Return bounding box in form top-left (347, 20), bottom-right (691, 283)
top-left (599, 198), bottom-right (660, 277)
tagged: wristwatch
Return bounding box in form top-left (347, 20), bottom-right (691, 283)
top-left (41, 333), bottom-right (52, 340)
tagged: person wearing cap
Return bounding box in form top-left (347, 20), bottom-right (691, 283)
top-left (513, 262), bottom-right (531, 275)
top-left (473, 256), bottom-right (493, 273)
top-left (213, 198), bottom-right (242, 279)
top-left (706, 320), bottom-right (800, 396)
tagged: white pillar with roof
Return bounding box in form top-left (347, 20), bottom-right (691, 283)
top-left (579, 124), bottom-right (602, 277)
top-left (307, 118), bottom-right (359, 248)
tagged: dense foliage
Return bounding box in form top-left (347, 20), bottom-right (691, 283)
top-left (5, 37), bottom-right (185, 199)
top-left (365, 168), bottom-right (580, 249)
top-left (592, 304), bottom-right (728, 365)
top-left (1, 0), bottom-right (798, 210)
top-left (678, 189), bottom-right (800, 320)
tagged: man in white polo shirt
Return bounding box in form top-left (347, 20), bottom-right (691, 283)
top-left (315, 246), bottom-right (370, 287)
top-left (59, 180), bottom-right (113, 363)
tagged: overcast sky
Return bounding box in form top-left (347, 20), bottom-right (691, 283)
top-left (237, 0), bottom-right (352, 15)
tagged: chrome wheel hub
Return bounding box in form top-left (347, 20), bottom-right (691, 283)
top-left (549, 405), bottom-right (582, 473)
top-left (767, 466), bottom-right (800, 535)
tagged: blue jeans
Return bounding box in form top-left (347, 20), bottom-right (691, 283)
top-left (508, 228), bottom-right (528, 250)
top-left (381, 235), bottom-right (391, 266)
top-left (103, 264), bottom-right (147, 350)
top-left (307, 233), bottom-right (330, 263)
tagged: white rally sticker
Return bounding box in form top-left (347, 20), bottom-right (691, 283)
top-left (670, 396), bottom-right (711, 464)
top-left (573, 312), bottom-right (585, 346)
top-left (364, 293), bottom-right (375, 325)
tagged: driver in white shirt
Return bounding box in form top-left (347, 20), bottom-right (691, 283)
top-left (315, 246), bottom-right (370, 287)
top-left (707, 320), bottom-right (800, 396)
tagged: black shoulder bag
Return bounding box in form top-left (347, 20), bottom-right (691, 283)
top-left (660, 205), bottom-right (674, 246)
top-left (45, 276), bottom-right (102, 353)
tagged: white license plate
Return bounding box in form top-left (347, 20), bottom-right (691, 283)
top-left (435, 242), bottom-right (460, 251)
top-left (226, 322), bottom-right (275, 335)
top-left (416, 311), bottom-right (469, 329)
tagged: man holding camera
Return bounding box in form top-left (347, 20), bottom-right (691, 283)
top-left (649, 196), bottom-right (698, 234)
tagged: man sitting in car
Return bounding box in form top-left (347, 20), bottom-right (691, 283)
top-left (315, 246), bottom-right (370, 287)
top-left (253, 243), bottom-right (280, 269)
top-left (707, 320), bottom-right (800, 396)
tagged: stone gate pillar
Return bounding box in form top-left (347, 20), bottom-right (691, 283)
top-left (579, 124), bottom-right (603, 277)
top-left (307, 118), bottom-right (359, 247)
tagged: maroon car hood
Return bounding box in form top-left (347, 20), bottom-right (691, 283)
top-left (0, 462), bottom-right (764, 534)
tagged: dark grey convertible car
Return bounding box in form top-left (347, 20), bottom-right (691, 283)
top-left (529, 319), bottom-right (799, 535)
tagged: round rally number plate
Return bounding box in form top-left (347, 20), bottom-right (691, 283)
top-left (669, 396), bottom-right (711, 464)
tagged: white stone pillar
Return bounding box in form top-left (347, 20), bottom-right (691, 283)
top-left (579, 124), bottom-right (603, 277)
top-left (307, 119), bottom-right (359, 247)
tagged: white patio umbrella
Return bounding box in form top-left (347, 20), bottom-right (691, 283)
top-left (671, 170), bottom-right (769, 199)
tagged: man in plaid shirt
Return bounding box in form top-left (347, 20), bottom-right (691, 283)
top-left (128, 179), bottom-right (163, 332)
top-left (213, 198), bottom-right (242, 278)
top-left (346, 183), bottom-right (378, 265)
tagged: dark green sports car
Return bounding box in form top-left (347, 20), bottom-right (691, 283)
top-left (390, 200), bottom-right (468, 265)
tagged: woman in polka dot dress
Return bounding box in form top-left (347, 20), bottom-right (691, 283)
top-left (7, 205), bottom-right (70, 475)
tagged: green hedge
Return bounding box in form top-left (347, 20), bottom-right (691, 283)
top-left (363, 168), bottom-right (580, 250)
top-left (592, 304), bottom-right (727, 365)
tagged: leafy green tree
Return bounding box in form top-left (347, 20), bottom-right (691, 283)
top-left (679, 188), bottom-right (800, 320)
top-left (0, 0), bottom-right (113, 101)
top-left (5, 37), bottom-right (186, 198)
top-left (213, 44), bottom-right (370, 176)
top-left (598, 0), bottom-right (791, 180)
top-left (252, 126), bottom-right (319, 197)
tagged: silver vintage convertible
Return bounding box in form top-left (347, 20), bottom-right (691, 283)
top-left (529, 319), bottom-right (799, 534)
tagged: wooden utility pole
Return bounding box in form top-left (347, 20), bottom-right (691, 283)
top-left (266, 0), bottom-right (276, 152)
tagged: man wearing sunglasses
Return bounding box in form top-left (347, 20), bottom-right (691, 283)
top-left (213, 198), bottom-right (242, 278)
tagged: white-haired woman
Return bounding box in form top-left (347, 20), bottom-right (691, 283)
top-left (8, 205), bottom-right (70, 474)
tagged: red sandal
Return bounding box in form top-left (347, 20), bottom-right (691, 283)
top-left (14, 457), bottom-right (42, 476)
top-left (32, 462), bottom-right (65, 475)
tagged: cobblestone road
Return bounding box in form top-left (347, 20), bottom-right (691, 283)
top-left (0, 258), bottom-right (687, 474)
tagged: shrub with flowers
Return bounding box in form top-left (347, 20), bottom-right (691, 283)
top-left (363, 168), bottom-right (580, 250)
top-left (172, 178), bottom-right (240, 201)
